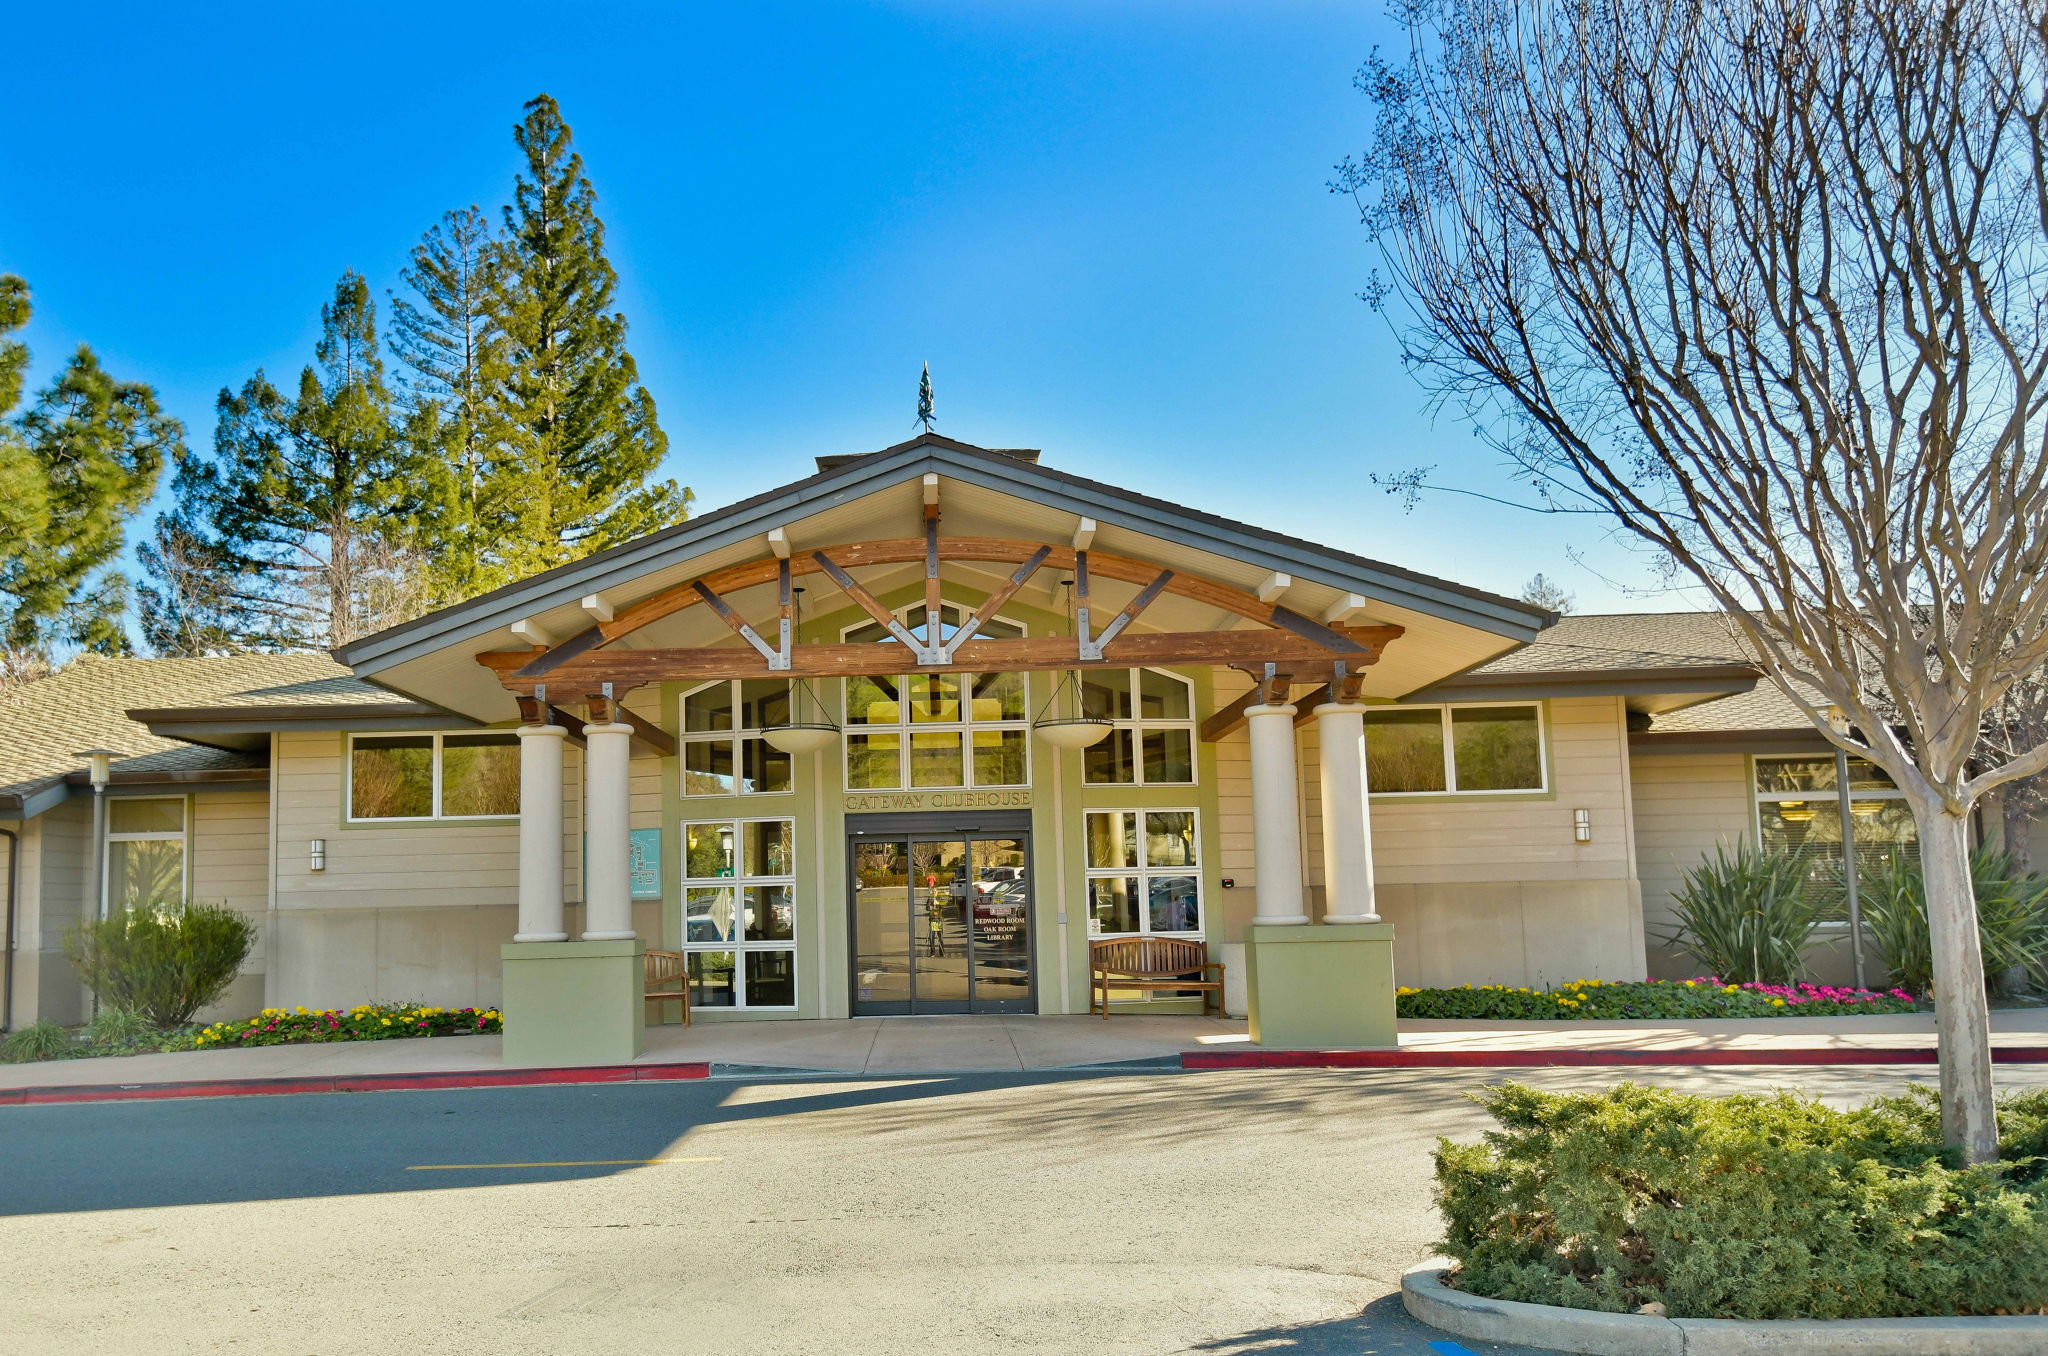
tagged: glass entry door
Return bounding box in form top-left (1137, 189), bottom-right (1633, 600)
top-left (851, 834), bottom-right (1032, 1014)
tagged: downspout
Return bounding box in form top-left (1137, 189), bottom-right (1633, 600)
top-left (2, 826), bottom-right (17, 1032)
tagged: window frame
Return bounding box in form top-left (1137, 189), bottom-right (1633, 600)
top-left (678, 815), bottom-right (799, 1011)
top-left (101, 793), bottom-right (190, 912)
top-left (677, 678), bottom-right (797, 799)
top-left (1364, 701), bottom-right (1549, 797)
top-left (1082, 807), bottom-right (1205, 940)
top-left (344, 730), bottom-right (522, 823)
top-left (1078, 666), bottom-right (1199, 788)
top-left (1750, 753), bottom-right (1917, 926)
top-left (838, 602), bottom-right (1033, 793)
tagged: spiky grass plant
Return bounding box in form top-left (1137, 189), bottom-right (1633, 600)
top-left (1662, 840), bottom-right (1828, 985)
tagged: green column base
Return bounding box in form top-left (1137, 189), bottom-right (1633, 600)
top-left (500, 938), bottom-right (646, 1066)
top-left (1244, 922), bottom-right (1397, 1048)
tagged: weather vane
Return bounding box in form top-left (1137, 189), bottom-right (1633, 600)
top-left (916, 362), bottom-right (935, 432)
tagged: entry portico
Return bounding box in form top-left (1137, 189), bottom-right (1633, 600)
top-left (333, 435), bottom-right (1547, 1063)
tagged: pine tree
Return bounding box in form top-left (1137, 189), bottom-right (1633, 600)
top-left (140, 272), bottom-right (435, 653)
top-left (478, 94), bottom-right (688, 584)
top-left (0, 275), bottom-right (179, 682)
top-left (388, 205), bottom-right (503, 599)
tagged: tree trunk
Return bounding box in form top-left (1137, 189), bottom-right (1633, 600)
top-left (1913, 800), bottom-right (2000, 1162)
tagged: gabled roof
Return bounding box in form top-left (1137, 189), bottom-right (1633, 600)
top-left (0, 653), bottom-right (430, 818)
top-left (335, 433), bottom-right (1555, 679)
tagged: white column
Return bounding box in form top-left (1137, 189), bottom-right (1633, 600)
top-left (513, 723), bottom-right (569, 942)
top-left (581, 721), bottom-right (637, 941)
top-left (1315, 703), bottom-right (1380, 923)
top-left (1246, 703), bottom-right (1310, 925)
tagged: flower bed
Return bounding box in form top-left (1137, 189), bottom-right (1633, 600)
top-left (182, 1003), bottom-right (502, 1049)
top-left (1395, 976), bottom-right (1919, 1020)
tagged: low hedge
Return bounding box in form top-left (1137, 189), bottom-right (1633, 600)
top-left (1437, 1082), bottom-right (2048, 1320)
top-left (180, 1003), bottom-right (502, 1050)
top-left (1396, 976), bottom-right (1919, 1020)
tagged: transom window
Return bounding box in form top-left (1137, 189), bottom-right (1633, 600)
top-left (349, 732), bottom-right (520, 820)
top-left (1755, 755), bottom-right (1917, 918)
top-left (842, 602), bottom-right (1029, 791)
top-left (1085, 809), bottom-right (1202, 937)
top-left (1079, 668), bottom-right (1196, 785)
top-left (1364, 703), bottom-right (1545, 795)
top-left (104, 796), bottom-right (187, 911)
top-left (681, 817), bottom-right (798, 1009)
top-left (681, 680), bottom-right (794, 797)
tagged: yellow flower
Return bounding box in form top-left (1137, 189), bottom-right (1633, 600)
top-left (380, 1018), bottom-right (391, 1026)
top-left (1772, 998), bottom-right (1786, 1006)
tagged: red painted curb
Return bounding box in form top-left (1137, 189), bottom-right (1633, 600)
top-left (0, 1061), bottom-right (711, 1106)
top-left (1182, 1046), bottom-right (2048, 1070)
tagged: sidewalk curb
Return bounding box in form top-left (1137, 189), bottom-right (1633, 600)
top-left (1182, 1046), bottom-right (2048, 1069)
top-left (1402, 1261), bottom-right (2048, 1355)
top-left (0, 1061), bottom-right (712, 1106)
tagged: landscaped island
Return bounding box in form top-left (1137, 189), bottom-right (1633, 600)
top-left (1434, 1082), bottom-right (2048, 1320)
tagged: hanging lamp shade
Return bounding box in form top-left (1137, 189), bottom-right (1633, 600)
top-left (761, 722), bottom-right (839, 755)
top-left (1030, 668), bottom-right (1112, 748)
top-left (1034, 717), bottom-right (1113, 750)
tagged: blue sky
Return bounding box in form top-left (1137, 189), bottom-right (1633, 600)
top-left (2, 0), bottom-right (1678, 616)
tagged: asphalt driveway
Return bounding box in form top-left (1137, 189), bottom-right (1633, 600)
top-left (5, 1064), bottom-right (2036, 1355)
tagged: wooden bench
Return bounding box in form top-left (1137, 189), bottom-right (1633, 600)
top-left (645, 948), bottom-right (692, 1026)
top-left (1088, 937), bottom-right (1224, 1018)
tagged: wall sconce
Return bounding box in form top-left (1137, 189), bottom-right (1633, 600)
top-left (1572, 809), bottom-right (1591, 843)
top-left (309, 839), bottom-right (327, 872)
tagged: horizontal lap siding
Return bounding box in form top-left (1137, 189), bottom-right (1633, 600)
top-left (1347, 695), bottom-right (1634, 886)
top-left (1630, 750), bottom-right (1752, 936)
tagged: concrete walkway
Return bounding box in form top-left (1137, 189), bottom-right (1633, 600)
top-left (4, 1008), bottom-right (2047, 1091)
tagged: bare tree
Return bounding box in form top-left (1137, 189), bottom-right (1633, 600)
top-left (1342, 0), bottom-right (2048, 1160)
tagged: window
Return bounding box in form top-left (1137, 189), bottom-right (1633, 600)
top-left (1755, 755), bottom-right (1917, 919)
top-left (681, 817), bottom-right (797, 1009)
top-left (348, 732), bottom-right (520, 820)
top-left (842, 603), bottom-right (1029, 791)
top-left (1085, 809), bottom-right (1202, 936)
top-left (104, 796), bottom-right (187, 911)
top-left (681, 680), bottom-right (793, 797)
top-left (1364, 704), bottom-right (1545, 794)
top-left (1080, 668), bottom-right (1196, 785)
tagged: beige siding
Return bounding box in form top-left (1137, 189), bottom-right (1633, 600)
top-left (1629, 749), bottom-right (1751, 948)
top-left (265, 727), bottom-right (663, 1009)
top-left (1205, 683), bottom-right (1647, 985)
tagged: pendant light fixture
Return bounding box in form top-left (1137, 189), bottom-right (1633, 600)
top-left (760, 586), bottom-right (842, 754)
top-left (1031, 578), bottom-right (1112, 748)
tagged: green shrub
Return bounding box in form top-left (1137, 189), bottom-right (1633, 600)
top-left (1661, 841), bottom-right (1828, 984)
top-left (1, 1018), bottom-right (77, 1063)
top-left (81, 1006), bottom-right (161, 1050)
top-left (65, 902), bottom-right (257, 1028)
top-left (1858, 848), bottom-right (2048, 994)
top-left (1396, 976), bottom-right (1918, 1020)
top-left (1435, 1082), bottom-right (2048, 1319)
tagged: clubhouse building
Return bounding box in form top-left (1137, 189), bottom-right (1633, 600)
top-left (0, 435), bottom-right (1928, 1057)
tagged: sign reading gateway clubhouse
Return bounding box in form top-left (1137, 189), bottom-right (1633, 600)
top-left (842, 789), bottom-right (1033, 812)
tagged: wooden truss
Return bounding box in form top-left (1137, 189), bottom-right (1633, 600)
top-left (479, 535), bottom-right (1402, 697)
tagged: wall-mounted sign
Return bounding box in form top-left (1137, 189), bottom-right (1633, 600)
top-left (843, 789), bottom-right (1033, 813)
top-left (630, 828), bottom-right (662, 899)
top-left (583, 829), bottom-right (665, 900)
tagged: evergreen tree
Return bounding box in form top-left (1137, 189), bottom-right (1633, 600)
top-left (0, 275), bottom-right (179, 681)
top-left (388, 205), bottom-right (503, 599)
top-left (141, 272), bottom-right (435, 653)
top-left (478, 94), bottom-right (688, 583)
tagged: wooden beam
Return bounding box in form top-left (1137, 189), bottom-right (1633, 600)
top-left (1073, 550), bottom-right (1093, 655)
top-left (479, 625), bottom-right (1401, 691)
top-left (942, 546), bottom-right (1050, 661)
top-left (691, 580), bottom-right (784, 667)
top-left (923, 507), bottom-right (942, 646)
top-left (810, 551), bottom-right (929, 654)
top-left (516, 624), bottom-right (608, 678)
top-left (776, 557), bottom-right (793, 667)
top-left (1085, 569), bottom-right (1173, 658)
top-left (594, 537), bottom-right (1321, 645)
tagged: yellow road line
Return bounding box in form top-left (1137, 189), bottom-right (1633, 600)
top-left (406, 1157), bottom-right (723, 1170)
